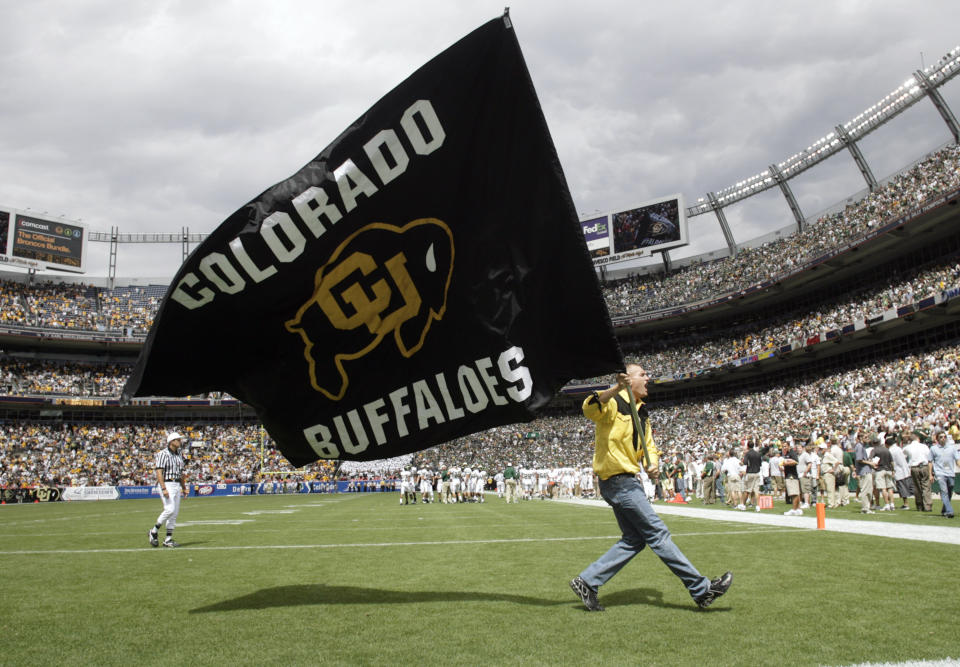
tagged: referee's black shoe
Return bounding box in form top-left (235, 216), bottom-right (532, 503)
top-left (148, 529), bottom-right (159, 548)
top-left (695, 571), bottom-right (733, 609)
top-left (162, 538), bottom-right (180, 548)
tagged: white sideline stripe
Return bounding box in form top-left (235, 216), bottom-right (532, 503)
top-left (176, 520), bottom-right (254, 526)
top-left (0, 527), bottom-right (804, 556)
top-left (0, 509), bottom-right (155, 526)
top-left (559, 498), bottom-right (960, 546)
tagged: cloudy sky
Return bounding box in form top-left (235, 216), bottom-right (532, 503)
top-left (1, 0), bottom-right (958, 281)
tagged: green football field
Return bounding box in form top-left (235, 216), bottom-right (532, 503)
top-left (1, 492), bottom-right (957, 666)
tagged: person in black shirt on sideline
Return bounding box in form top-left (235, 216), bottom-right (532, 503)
top-left (743, 441), bottom-right (763, 511)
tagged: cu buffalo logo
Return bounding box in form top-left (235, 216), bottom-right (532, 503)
top-left (285, 218), bottom-right (454, 400)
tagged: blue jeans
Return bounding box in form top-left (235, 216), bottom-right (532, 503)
top-left (936, 475), bottom-right (955, 516)
top-left (579, 474), bottom-right (710, 599)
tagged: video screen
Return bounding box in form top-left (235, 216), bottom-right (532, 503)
top-left (11, 214), bottom-right (85, 271)
top-left (612, 198), bottom-right (681, 254)
top-left (0, 211), bottom-right (9, 255)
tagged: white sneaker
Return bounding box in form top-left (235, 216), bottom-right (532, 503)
top-left (800, 503), bottom-right (810, 509)
top-left (755, 505), bottom-right (761, 512)
top-left (792, 509), bottom-right (803, 516)
top-left (737, 504), bottom-right (746, 511)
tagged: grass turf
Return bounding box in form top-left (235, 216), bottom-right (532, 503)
top-left (0, 493), bottom-right (957, 666)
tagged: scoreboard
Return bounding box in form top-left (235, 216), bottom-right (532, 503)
top-left (581, 193), bottom-right (688, 268)
top-left (0, 208), bottom-right (87, 273)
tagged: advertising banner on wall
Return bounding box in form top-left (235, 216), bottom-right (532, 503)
top-left (62, 486), bottom-right (120, 501)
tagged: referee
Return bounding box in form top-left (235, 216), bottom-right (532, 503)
top-left (148, 431), bottom-right (188, 548)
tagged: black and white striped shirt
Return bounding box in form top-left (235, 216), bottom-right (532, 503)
top-left (154, 447), bottom-right (185, 482)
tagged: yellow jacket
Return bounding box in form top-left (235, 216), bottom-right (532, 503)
top-left (582, 389), bottom-right (660, 481)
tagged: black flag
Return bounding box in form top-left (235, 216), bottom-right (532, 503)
top-left (124, 15), bottom-right (622, 465)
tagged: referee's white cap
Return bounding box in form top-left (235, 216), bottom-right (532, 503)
top-left (167, 431), bottom-right (183, 443)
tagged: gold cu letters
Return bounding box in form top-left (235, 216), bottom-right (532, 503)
top-left (315, 251), bottom-right (421, 337)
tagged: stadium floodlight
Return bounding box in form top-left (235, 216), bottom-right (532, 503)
top-left (687, 53), bottom-right (960, 218)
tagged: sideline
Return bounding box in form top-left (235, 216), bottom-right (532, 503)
top-left (559, 497), bottom-right (960, 546)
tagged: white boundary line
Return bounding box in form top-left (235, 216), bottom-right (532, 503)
top-left (560, 498), bottom-right (960, 545)
top-left (0, 527), bottom-right (805, 556)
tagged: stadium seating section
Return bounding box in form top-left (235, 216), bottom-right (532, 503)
top-left (1, 145), bottom-right (959, 489)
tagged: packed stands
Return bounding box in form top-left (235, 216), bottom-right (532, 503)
top-left (0, 359), bottom-right (132, 396)
top-left (603, 144), bottom-right (960, 317)
top-left (1, 143), bottom-right (959, 489)
top-left (621, 254), bottom-right (960, 377)
top-left (0, 279), bottom-right (164, 335)
top-left (98, 285), bottom-right (164, 334)
top-left (0, 422), bottom-right (335, 488)
top-left (415, 341), bottom-right (960, 473)
top-left (3, 339), bottom-right (955, 487)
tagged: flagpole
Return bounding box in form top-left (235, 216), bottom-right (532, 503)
top-left (259, 426), bottom-right (265, 480)
top-left (624, 380), bottom-right (653, 471)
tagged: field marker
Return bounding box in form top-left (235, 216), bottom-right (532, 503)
top-left (177, 520), bottom-right (254, 526)
top-left (0, 527), bottom-right (804, 556)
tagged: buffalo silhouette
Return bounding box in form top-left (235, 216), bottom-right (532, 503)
top-left (285, 218), bottom-right (454, 400)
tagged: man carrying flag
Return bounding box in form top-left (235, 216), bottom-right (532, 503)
top-left (569, 364), bottom-right (733, 611)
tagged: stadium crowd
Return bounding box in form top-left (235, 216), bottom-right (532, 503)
top-left (1, 145), bottom-right (958, 508)
top-left (0, 423), bottom-right (335, 489)
top-left (1, 342), bottom-right (957, 505)
top-left (0, 359), bottom-right (132, 396)
top-left (415, 342), bottom-right (960, 477)
top-left (621, 254), bottom-right (960, 377)
top-left (0, 279), bottom-right (162, 335)
top-left (2, 239), bottom-right (955, 399)
top-left (603, 144), bottom-right (960, 317)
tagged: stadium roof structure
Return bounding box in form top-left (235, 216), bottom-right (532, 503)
top-left (688, 47), bottom-right (960, 213)
top-left (679, 47), bottom-right (960, 258)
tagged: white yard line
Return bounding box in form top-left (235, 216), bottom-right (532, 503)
top-left (559, 497), bottom-right (960, 546)
top-left (0, 527), bottom-right (803, 556)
